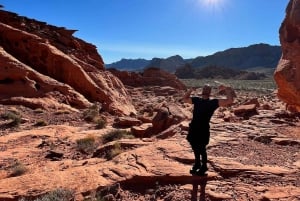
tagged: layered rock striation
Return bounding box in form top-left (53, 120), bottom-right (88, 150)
top-left (0, 9), bottom-right (136, 115)
top-left (274, 0), bottom-right (300, 111)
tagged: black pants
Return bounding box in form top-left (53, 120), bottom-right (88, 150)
top-left (187, 124), bottom-right (209, 169)
top-left (191, 143), bottom-right (207, 169)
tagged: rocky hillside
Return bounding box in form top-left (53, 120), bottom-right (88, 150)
top-left (106, 58), bottom-right (150, 71)
top-left (106, 44), bottom-right (281, 73)
top-left (0, 9), bottom-right (138, 115)
top-left (108, 67), bottom-right (186, 90)
top-left (106, 55), bottom-right (186, 73)
top-left (191, 43), bottom-right (281, 69)
top-left (274, 0), bottom-right (300, 112)
top-left (0, 86), bottom-right (299, 201)
top-left (146, 55), bottom-right (186, 73)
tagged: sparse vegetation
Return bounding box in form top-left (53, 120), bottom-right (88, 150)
top-left (82, 103), bottom-right (107, 129)
top-left (101, 129), bottom-right (134, 144)
top-left (34, 120), bottom-right (48, 127)
top-left (94, 117), bottom-right (107, 129)
top-left (106, 142), bottom-right (122, 160)
top-left (181, 78), bottom-right (276, 94)
top-left (76, 134), bottom-right (97, 154)
top-left (1, 111), bottom-right (21, 127)
top-left (19, 188), bottom-right (75, 201)
top-left (9, 161), bottom-right (27, 177)
top-left (83, 103), bottom-right (100, 122)
top-left (83, 197), bottom-right (105, 201)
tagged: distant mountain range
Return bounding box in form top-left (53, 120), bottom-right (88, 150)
top-left (105, 43), bottom-right (281, 73)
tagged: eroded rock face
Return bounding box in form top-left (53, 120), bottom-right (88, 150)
top-left (0, 9), bottom-right (136, 115)
top-left (274, 0), bottom-right (300, 111)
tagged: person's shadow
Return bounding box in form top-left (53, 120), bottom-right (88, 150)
top-left (190, 175), bottom-right (208, 201)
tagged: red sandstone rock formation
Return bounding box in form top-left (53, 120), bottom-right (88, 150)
top-left (0, 9), bottom-right (135, 115)
top-left (108, 67), bottom-right (187, 90)
top-left (274, 0), bottom-right (300, 111)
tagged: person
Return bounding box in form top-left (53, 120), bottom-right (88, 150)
top-left (182, 84), bottom-right (235, 176)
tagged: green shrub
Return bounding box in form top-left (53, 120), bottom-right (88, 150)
top-left (106, 143), bottom-right (122, 160)
top-left (10, 161), bottom-right (27, 177)
top-left (19, 188), bottom-right (74, 201)
top-left (101, 129), bottom-right (134, 144)
top-left (34, 120), bottom-right (48, 127)
top-left (95, 118), bottom-right (107, 129)
top-left (83, 103), bottom-right (100, 122)
top-left (1, 111), bottom-right (21, 127)
top-left (76, 134), bottom-right (97, 154)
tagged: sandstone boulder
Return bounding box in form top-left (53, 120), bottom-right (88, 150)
top-left (113, 116), bottom-right (142, 128)
top-left (233, 104), bottom-right (258, 118)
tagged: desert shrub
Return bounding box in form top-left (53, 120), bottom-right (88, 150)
top-left (34, 120), bottom-right (48, 127)
top-left (106, 143), bottom-right (122, 160)
top-left (94, 117), bottom-right (107, 129)
top-left (76, 134), bottom-right (97, 154)
top-left (10, 161), bottom-right (27, 177)
top-left (83, 103), bottom-right (100, 122)
top-left (101, 129), bottom-right (134, 144)
top-left (19, 188), bottom-right (74, 201)
top-left (1, 111), bottom-right (21, 127)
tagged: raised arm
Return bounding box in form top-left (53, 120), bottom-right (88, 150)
top-left (218, 86), bottom-right (236, 107)
top-left (182, 88), bottom-right (193, 104)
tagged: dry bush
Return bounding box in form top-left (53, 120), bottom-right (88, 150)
top-left (94, 117), bottom-right (107, 129)
top-left (101, 129), bottom-right (134, 144)
top-left (34, 120), bottom-right (48, 127)
top-left (9, 161), bottom-right (27, 177)
top-left (19, 188), bottom-right (74, 201)
top-left (76, 134), bottom-right (98, 154)
top-left (1, 111), bottom-right (21, 127)
top-left (83, 103), bottom-right (100, 122)
top-left (106, 142), bottom-right (122, 160)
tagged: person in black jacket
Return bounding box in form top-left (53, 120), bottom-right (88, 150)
top-left (182, 84), bottom-right (235, 175)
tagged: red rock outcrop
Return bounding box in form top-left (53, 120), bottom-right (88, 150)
top-left (108, 67), bottom-right (187, 90)
top-left (0, 9), bottom-right (136, 115)
top-left (274, 0), bottom-right (300, 111)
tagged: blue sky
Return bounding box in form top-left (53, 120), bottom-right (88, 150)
top-left (1, 0), bottom-right (289, 64)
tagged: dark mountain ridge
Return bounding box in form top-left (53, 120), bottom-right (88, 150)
top-left (190, 43), bottom-right (281, 70)
top-left (106, 58), bottom-right (150, 71)
top-left (105, 43), bottom-right (281, 72)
